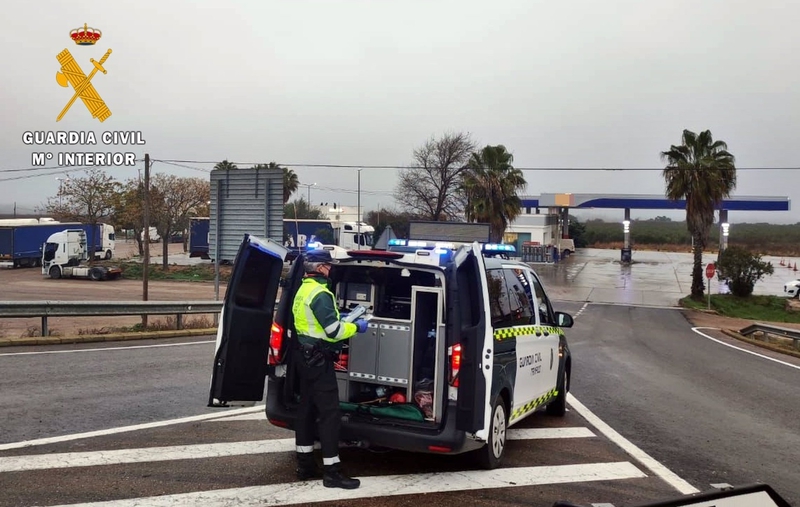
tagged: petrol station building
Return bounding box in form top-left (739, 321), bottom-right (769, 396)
top-left (505, 193), bottom-right (791, 262)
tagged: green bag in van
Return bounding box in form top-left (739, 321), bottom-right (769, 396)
top-left (339, 402), bottom-right (426, 422)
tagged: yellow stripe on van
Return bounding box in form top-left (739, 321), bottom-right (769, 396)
top-left (493, 325), bottom-right (564, 341)
top-left (510, 388), bottom-right (558, 422)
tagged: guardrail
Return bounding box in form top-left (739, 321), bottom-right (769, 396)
top-left (740, 322), bottom-right (800, 350)
top-left (0, 301), bottom-right (224, 337)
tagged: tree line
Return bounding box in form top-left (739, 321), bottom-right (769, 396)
top-left (44, 168), bottom-right (209, 268)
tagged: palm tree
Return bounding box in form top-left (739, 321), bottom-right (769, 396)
top-left (213, 160), bottom-right (238, 171)
top-left (252, 162), bottom-right (299, 203)
top-left (282, 166), bottom-right (299, 203)
top-left (662, 129), bottom-right (736, 299)
top-left (462, 145), bottom-right (527, 243)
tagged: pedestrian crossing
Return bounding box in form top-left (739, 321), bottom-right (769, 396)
top-left (0, 403), bottom-right (683, 507)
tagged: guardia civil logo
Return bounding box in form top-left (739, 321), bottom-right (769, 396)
top-left (56, 23), bottom-right (112, 122)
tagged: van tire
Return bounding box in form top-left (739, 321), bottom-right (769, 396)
top-left (475, 396), bottom-right (507, 469)
top-left (546, 368), bottom-right (568, 417)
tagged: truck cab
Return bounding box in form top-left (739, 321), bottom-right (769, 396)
top-left (42, 229), bottom-right (121, 281)
top-left (209, 234), bottom-right (573, 469)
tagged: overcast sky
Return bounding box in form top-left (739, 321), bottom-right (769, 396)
top-left (1, 0), bottom-right (798, 224)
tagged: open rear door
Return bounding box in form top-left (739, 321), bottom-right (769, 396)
top-left (447, 242), bottom-right (492, 439)
top-left (208, 234), bottom-right (288, 407)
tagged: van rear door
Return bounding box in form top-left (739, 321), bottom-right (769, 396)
top-left (208, 234), bottom-right (288, 407)
top-left (448, 242), bottom-right (492, 439)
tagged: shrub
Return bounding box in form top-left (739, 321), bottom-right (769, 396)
top-left (717, 246), bottom-right (774, 297)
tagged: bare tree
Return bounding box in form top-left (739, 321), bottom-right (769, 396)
top-left (151, 174), bottom-right (210, 269)
top-left (111, 178), bottom-right (147, 256)
top-left (394, 132), bottom-right (477, 220)
top-left (45, 168), bottom-right (119, 261)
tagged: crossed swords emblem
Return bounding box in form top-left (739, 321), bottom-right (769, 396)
top-left (55, 48), bottom-right (112, 122)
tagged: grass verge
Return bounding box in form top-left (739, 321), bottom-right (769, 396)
top-left (680, 294), bottom-right (800, 324)
top-left (97, 262), bottom-right (233, 282)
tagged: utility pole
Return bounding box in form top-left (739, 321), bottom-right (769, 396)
top-left (303, 182), bottom-right (316, 204)
top-left (357, 169), bottom-right (362, 250)
top-left (142, 153), bottom-right (150, 328)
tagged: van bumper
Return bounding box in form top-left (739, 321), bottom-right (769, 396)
top-left (265, 379), bottom-right (484, 455)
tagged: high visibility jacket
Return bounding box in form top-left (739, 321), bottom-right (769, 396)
top-left (293, 275), bottom-right (357, 351)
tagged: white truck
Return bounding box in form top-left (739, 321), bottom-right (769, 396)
top-left (284, 219), bottom-right (375, 260)
top-left (42, 229), bottom-right (122, 281)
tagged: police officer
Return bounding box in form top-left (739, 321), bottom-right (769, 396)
top-left (292, 250), bottom-right (368, 489)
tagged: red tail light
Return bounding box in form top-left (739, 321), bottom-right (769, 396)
top-left (449, 344), bottom-right (461, 387)
top-left (269, 323), bottom-right (284, 365)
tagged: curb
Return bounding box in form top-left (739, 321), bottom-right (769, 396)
top-left (0, 328), bottom-right (218, 348)
top-left (719, 328), bottom-right (800, 360)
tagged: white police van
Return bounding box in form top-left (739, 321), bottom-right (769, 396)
top-left (209, 234), bottom-right (574, 468)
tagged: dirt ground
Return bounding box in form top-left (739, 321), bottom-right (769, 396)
top-left (0, 241), bottom-right (227, 340)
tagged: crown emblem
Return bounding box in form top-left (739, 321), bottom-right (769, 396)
top-left (70, 23), bottom-right (102, 46)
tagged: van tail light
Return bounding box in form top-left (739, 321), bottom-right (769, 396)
top-left (449, 344), bottom-right (461, 388)
top-left (269, 323), bottom-right (284, 365)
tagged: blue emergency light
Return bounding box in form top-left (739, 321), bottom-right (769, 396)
top-left (387, 239), bottom-right (515, 260)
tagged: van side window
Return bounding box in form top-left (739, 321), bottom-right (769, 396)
top-left (529, 272), bottom-right (555, 325)
top-left (486, 269), bottom-right (513, 328)
top-left (503, 268), bottom-right (534, 325)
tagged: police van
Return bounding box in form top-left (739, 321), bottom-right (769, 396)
top-left (209, 234), bottom-right (574, 469)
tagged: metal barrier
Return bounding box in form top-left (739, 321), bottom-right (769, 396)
top-left (740, 322), bottom-right (800, 351)
top-left (0, 301), bottom-right (224, 337)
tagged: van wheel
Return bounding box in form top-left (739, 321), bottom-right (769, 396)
top-left (475, 396), bottom-right (507, 469)
top-left (546, 368), bottom-right (568, 417)
top-left (49, 266), bottom-right (61, 279)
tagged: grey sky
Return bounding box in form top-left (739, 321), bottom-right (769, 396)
top-left (1, 0), bottom-right (798, 224)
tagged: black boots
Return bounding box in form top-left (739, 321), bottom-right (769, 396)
top-left (295, 452), bottom-right (321, 481)
top-left (323, 463), bottom-right (360, 489)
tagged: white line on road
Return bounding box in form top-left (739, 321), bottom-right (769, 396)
top-left (0, 427), bottom-right (595, 472)
top-left (0, 406), bottom-right (264, 452)
top-left (0, 339), bottom-right (215, 357)
top-left (692, 327), bottom-right (800, 371)
top-left (45, 462), bottom-right (646, 507)
top-left (567, 394), bottom-right (699, 495)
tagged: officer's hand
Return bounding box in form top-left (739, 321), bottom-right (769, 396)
top-left (355, 319), bottom-right (368, 333)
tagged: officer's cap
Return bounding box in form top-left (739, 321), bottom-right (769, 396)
top-left (305, 250), bottom-right (333, 263)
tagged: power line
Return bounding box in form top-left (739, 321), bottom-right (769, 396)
top-left (154, 159), bottom-right (800, 171)
top-left (3, 158), bottom-right (800, 174)
top-left (0, 160), bottom-right (145, 174)
top-left (0, 167), bottom-right (77, 182)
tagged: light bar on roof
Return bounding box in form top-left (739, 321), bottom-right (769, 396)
top-left (482, 243), bottom-right (516, 253)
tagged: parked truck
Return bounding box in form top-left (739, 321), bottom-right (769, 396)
top-left (42, 229), bottom-right (122, 281)
top-left (189, 217), bottom-right (210, 259)
top-left (188, 217), bottom-right (375, 260)
top-left (0, 222), bottom-right (115, 268)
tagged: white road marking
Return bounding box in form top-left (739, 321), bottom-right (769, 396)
top-left (574, 302), bottom-right (590, 318)
top-left (0, 427), bottom-right (595, 472)
top-left (0, 339), bottom-right (215, 357)
top-left (0, 406), bottom-right (264, 452)
top-left (567, 394), bottom-right (699, 495)
top-left (692, 327), bottom-right (800, 371)
top-left (586, 302), bottom-right (684, 310)
top-left (206, 412), bottom-right (266, 422)
top-left (507, 427), bottom-right (595, 440)
top-left (46, 462), bottom-right (646, 507)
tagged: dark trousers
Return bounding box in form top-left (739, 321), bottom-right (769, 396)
top-left (295, 353), bottom-right (341, 459)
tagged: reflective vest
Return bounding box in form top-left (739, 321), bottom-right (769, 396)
top-left (292, 276), bottom-right (357, 347)
top-left (293, 278), bottom-right (331, 340)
